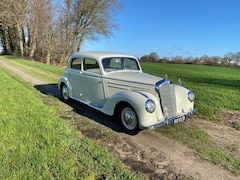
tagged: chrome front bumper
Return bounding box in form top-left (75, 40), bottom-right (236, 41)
top-left (148, 109), bottom-right (196, 129)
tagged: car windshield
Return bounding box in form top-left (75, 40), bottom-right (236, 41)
top-left (102, 57), bottom-right (140, 72)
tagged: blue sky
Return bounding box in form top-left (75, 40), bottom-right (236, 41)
top-left (82, 0), bottom-right (240, 58)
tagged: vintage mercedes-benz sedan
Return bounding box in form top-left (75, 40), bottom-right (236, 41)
top-left (58, 52), bottom-right (196, 134)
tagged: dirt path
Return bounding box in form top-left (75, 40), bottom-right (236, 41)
top-left (0, 60), bottom-right (45, 84)
top-left (0, 58), bottom-right (239, 179)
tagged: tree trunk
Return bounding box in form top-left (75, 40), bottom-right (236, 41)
top-left (29, 29), bottom-right (38, 59)
top-left (0, 26), bottom-right (9, 54)
top-left (46, 50), bottom-right (51, 64)
top-left (76, 35), bottom-right (84, 52)
top-left (29, 42), bottom-right (35, 59)
top-left (16, 23), bottom-right (24, 57)
top-left (8, 26), bottom-right (15, 54)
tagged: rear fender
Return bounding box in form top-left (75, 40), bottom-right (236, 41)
top-left (58, 76), bottom-right (73, 98)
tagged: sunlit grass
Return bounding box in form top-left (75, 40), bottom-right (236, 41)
top-left (1, 56), bottom-right (64, 82)
top-left (0, 67), bottom-right (145, 179)
top-left (4, 55), bottom-right (64, 76)
top-left (141, 62), bottom-right (240, 117)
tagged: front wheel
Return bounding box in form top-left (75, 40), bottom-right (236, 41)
top-left (119, 106), bottom-right (139, 135)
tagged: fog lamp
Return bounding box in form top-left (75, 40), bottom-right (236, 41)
top-left (163, 106), bottom-right (169, 117)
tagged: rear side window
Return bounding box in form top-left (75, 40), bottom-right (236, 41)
top-left (71, 58), bottom-right (81, 70)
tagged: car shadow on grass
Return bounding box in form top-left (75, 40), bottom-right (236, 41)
top-left (34, 84), bottom-right (124, 134)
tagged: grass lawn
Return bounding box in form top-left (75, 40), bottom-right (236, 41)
top-left (141, 62), bottom-right (240, 116)
top-left (0, 66), bottom-right (145, 179)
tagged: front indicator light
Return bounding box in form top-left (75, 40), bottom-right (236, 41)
top-left (145, 99), bottom-right (156, 113)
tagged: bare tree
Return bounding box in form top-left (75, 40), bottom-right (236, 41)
top-left (59, 0), bottom-right (123, 63)
top-left (199, 55), bottom-right (210, 64)
top-left (149, 52), bottom-right (159, 62)
top-left (234, 52), bottom-right (240, 64)
top-left (0, 1), bottom-right (12, 54)
top-left (25, 0), bottom-right (63, 63)
top-left (0, 0), bottom-right (27, 56)
top-left (224, 52), bottom-right (235, 66)
top-left (0, 0), bottom-right (123, 64)
top-left (26, 0), bottom-right (43, 58)
top-left (0, 24), bottom-right (9, 54)
top-left (210, 56), bottom-right (221, 65)
top-left (42, 1), bottom-right (61, 64)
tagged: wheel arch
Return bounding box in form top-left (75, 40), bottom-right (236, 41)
top-left (114, 101), bottom-right (134, 117)
top-left (102, 91), bottom-right (145, 116)
top-left (58, 76), bottom-right (73, 98)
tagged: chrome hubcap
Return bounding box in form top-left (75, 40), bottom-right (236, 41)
top-left (124, 112), bottom-right (134, 125)
top-left (62, 86), bottom-right (68, 100)
top-left (121, 107), bottom-right (137, 130)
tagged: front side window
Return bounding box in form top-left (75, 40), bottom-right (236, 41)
top-left (83, 58), bottom-right (100, 74)
top-left (102, 57), bottom-right (140, 72)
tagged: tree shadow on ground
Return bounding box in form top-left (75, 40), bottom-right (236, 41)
top-left (34, 84), bottom-right (124, 133)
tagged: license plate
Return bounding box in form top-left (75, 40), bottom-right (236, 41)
top-left (173, 115), bottom-right (186, 124)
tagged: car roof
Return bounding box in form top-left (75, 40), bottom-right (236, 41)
top-left (71, 51), bottom-right (137, 60)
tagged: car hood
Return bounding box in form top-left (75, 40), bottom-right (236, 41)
top-left (104, 71), bottom-right (163, 86)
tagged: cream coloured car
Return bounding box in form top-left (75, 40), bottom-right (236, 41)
top-left (58, 52), bottom-right (196, 134)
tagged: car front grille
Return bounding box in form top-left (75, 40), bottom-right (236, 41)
top-left (159, 83), bottom-right (177, 118)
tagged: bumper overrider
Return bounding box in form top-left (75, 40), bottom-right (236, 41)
top-left (148, 109), bottom-right (196, 129)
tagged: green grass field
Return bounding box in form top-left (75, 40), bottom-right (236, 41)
top-left (0, 65), bottom-right (145, 179)
top-left (141, 62), bottom-right (240, 116)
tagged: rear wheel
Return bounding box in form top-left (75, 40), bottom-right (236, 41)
top-left (119, 105), bottom-right (139, 135)
top-left (61, 84), bottom-right (70, 102)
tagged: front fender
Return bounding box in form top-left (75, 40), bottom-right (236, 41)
top-left (102, 91), bottom-right (164, 129)
top-left (58, 76), bottom-right (73, 98)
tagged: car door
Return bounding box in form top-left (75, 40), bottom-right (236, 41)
top-left (68, 57), bottom-right (82, 98)
top-left (80, 58), bottom-right (105, 107)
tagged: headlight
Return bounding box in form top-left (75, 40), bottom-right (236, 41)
top-left (145, 99), bottom-right (156, 113)
top-left (188, 91), bottom-right (195, 102)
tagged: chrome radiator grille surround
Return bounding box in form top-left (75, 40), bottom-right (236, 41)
top-left (159, 83), bottom-right (177, 118)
